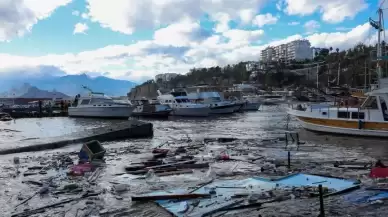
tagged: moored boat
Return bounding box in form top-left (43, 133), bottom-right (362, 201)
top-left (288, 88), bottom-right (388, 137)
top-left (131, 98), bottom-right (172, 118)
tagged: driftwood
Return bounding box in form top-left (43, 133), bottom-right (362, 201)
top-left (188, 199), bottom-right (244, 217)
top-left (131, 193), bottom-right (211, 202)
top-left (12, 191), bottom-right (102, 217)
top-left (146, 160), bottom-right (197, 169)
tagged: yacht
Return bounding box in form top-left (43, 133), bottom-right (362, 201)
top-left (68, 92), bottom-right (133, 118)
top-left (131, 98), bottom-right (172, 118)
top-left (259, 93), bottom-right (287, 105)
top-left (225, 84), bottom-right (262, 111)
top-left (157, 90), bottom-right (210, 117)
top-left (186, 86), bottom-right (236, 114)
top-left (241, 95), bottom-right (261, 111)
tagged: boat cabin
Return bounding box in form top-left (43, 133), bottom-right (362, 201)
top-left (298, 88), bottom-right (388, 122)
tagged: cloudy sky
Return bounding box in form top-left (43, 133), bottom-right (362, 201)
top-left (0, 0), bottom-right (385, 82)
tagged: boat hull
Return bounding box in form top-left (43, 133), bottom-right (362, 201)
top-left (171, 107), bottom-right (210, 117)
top-left (132, 110), bottom-right (171, 118)
top-left (233, 103), bottom-right (244, 112)
top-left (68, 106), bottom-right (133, 118)
top-left (243, 102), bottom-right (261, 111)
top-left (210, 104), bottom-right (235, 114)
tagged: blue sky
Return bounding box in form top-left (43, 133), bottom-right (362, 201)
top-left (0, 0), bottom-right (384, 82)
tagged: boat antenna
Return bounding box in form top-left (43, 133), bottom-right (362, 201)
top-left (369, 5), bottom-right (385, 88)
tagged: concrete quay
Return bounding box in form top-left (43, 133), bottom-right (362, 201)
top-left (0, 120), bottom-right (153, 155)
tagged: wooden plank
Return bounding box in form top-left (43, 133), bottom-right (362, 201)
top-left (131, 193), bottom-right (211, 202)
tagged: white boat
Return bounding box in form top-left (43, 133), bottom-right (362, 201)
top-left (225, 84), bottom-right (262, 111)
top-left (242, 95), bottom-right (261, 111)
top-left (68, 92), bottom-right (133, 118)
top-left (157, 90), bottom-right (210, 117)
top-left (259, 94), bottom-right (287, 105)
top-left (186, 86), bottom-right (236, 114)
top-left (288, 87), bottom-right (388, 137)
top-left (131, 98), bottom-right (172, 118)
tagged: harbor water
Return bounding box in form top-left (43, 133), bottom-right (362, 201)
top-left (1, 104), bottom-right (388, 216)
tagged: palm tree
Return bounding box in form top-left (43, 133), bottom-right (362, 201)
top-left (336, 48), bottom-right (339, 53)
top-left (329, 47), bottom-right (333, 53)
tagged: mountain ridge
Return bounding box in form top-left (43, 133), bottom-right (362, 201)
top-left (0, 72), bottom-right (137, 96)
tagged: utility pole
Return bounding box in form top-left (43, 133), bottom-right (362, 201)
top-left (316, 63), bottom-right (319, 90)
top-left (337, 62), bottom-right (340, 86)
top-left (369, 8), bottom-right (384, 88)
top-left (364, 60), bottom-right (367, 90)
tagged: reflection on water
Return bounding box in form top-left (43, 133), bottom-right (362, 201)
top-left (1, 105), bottom-right (388, 159)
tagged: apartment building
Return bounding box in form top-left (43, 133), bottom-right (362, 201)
top-left (261, 39), bottom-right (313, 63)
top-left (286, 39), bottom-right (312, 61)
top-left (274, 44), bottom-right (288, 62)
top-left (260, 47), bottom-right (275, 62)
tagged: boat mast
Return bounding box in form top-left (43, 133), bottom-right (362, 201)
top-left (369, 7), bottom-right (384, 88)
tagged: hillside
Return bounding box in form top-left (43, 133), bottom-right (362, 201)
top-left (20, 86), bottom-right (69, 98)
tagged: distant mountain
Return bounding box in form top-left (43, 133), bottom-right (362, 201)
top-left (20, 86), bottom-right (69, 99)
top-left (0, 67), bottom-right (137, 96)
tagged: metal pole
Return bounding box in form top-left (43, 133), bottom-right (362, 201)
top-left (377, 8), bottom-right (383, 88)
top-left (337, 62), bottom-right (340, 86)
top-left (319, 184), bottom-right (325, 217)
top-left (316, 63), bottom-right (319, 90)
top-left (364, 60), bottom-right (367, 90)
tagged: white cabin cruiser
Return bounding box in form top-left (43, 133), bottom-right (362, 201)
top-left (242, 95), bottom-right (262, 111)
top-left (186, 86), bottom-right (236, 114)
top-left (68, 92), bottom-right (133, 118)
top-left (190, 91), bottom-right (236, 114)
top-left (157, 90), bottom-right (210, 117)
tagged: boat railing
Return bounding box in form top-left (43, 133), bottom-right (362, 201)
top-left (289, 101), bottom-right (374, 121)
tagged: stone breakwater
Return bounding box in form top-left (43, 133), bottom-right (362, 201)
top-left (0, 119), bottom-right (153, 155)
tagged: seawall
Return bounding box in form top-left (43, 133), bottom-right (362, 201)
top-left (0, 120), bottom-right (153, 155)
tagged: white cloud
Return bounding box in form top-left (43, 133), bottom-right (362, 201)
top-left (252, 13), bottom-right (278, 27)
top-left (283, 0), bottom-right (368, 23)
top-left (0, 20), bottom-right (377, 83)
top-left (153, 18), bottom-right (210, 46)
top-left (223, 29), bottom-right (264, 45)
top-left (81, 13), bottom-right (89, 19)
top-left (0, 0), bottom-right (72, 41)
top-left (212, 12), bottom-right (231, 33)
top-left (73, 23), bottom-right (89, 34)
top-left (304, 20), bottom-right (320, 34)
top-left (72, 10), bottom-right (80, 16)
top-left (239, 9), bottom-right (255, 24)
top-left (288, 21), bottom-right (300, 26)
top-left (84, 0), bottom-right (268, 35)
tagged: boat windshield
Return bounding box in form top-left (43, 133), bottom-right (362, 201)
top-left (361, 96), bottom-right (378, 109)
top-left (175, 99), bottom-right (190, 103)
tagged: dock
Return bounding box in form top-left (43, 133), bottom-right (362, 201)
top-left (0, 120), bottom-right (153, 155)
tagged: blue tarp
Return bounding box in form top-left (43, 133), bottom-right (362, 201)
top-left (140, 173), bottom-right (359, 217)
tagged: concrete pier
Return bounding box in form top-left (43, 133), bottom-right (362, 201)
top-left (0, 120), bottom-right (153, 155)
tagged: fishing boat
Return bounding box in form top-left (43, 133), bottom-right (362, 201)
top-left (131, 98), bottom-right (172, 118)
top-left (288, 7), bottom-right (388, 137)
top-left (288, 88), bottom-right (388, 137)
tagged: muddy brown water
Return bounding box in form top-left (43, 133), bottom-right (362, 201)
top-left (1, 105), bottom-right (388, 216)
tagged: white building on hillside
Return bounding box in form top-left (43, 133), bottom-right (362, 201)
top-left (286, 39), bottom-right (312, 61)
top-left (155, 73), bottom-right (179, 82)
top-left (274, 44), bottom-right (287, 62)
top-left (260, 47), bottom-right (274, 62)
